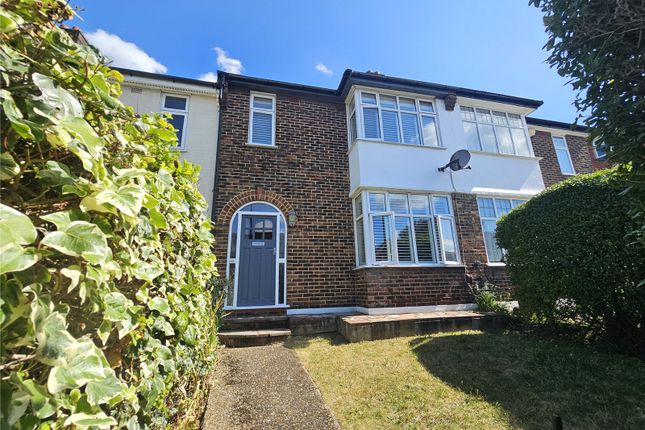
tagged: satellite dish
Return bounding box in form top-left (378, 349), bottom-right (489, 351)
top-left (438, 149), bottom-right (472, 172)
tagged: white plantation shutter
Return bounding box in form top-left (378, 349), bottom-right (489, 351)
top-left (251, 112), bottom-right (273, 145)
top-left (401, 113), bottom-right (420, 144)
top-left (382, 110), bottom-right (400, 142)
top-left (394, 217), bottom-right (413, 262)
top-left (371, 214), bottom-right (393, 262)
top-left (413, 217), bottom-right (434, 262)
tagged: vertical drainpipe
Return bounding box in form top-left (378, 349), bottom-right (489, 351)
top-left (210, 74), bottom-right (227, 225)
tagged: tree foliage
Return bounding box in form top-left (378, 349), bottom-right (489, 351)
top-left (496, 170), bottom-right (645, 357)
top-left (0, 1), bottom-right (219, 428)
top-left (530, 0), bottom-right (645, 240)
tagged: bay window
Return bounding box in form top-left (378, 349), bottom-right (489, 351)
top-left (477, 197), bottom-right (527, 263)
top-left (460, 106), bottom-right (532, 156)
top-left (347, 91), bottom-right (441, 147)
top-left (354, 191), bottom-right (460, 266)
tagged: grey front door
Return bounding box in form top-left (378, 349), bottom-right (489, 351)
top-left (237, 215), bottom-right (277, 307)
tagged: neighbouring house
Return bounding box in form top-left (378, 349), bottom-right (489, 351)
top-left (212, 70), bottom-right (595, 315)
top-left (116, 68), bottom-right (220, 212)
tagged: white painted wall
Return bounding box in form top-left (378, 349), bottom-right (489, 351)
top-left (348, 92), bottom-right (545, 198)
top-left (118, 77), bottom-right (219, 213)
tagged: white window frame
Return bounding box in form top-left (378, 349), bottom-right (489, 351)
top-left (161, 93), bottom-right (189, 149)
top-left (347, 89), bottom-right (442, 148)
top-left (459, 106), bottom-right (533, 157)
top-left (356, 191), bottom-right (460, 267)
top-left (552, 135), bottom-right (576, 175)
top-left (593, 140), bottom-right (607, 160)
top-left (248, 92), bottom-right (277, 147)
top-left (225, 201), bottom-right (287, 309)
top-left (477, 197), bottom-right (527, 264)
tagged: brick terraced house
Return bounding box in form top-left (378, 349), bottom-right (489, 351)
top-left (210, 69), bottom-right (596, 316)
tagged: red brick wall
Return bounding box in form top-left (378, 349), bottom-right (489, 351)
top-left (213, 85), bottom-right (357, 309)
top-left (531, 130), bottom-right (595, 187)
top-left (588, 146), bottom-right (612, 171)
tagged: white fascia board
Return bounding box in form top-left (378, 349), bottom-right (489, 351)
top-left (456, 96), bottom-right (536, 116)
top-left (527, 124), bottom-right (589, 138)
top-left (121, 75), bottom-right (219, 97)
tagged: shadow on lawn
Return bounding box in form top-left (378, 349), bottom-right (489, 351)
top-left (409, 331), bottom-right (645, 430)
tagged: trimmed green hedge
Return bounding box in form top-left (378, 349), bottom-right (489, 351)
top-left (496, 169), bottom-right (645, 356)
top-left (1, 1), bottom-right (219, 428)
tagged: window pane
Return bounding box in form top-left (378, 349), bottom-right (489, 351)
top-left (439, 218), bottom-right (458, 262)
top-left (432, 196), bottom-right (451, 215)
top-left (356, 218), bottom-right (366, 265)
top-left (410, 195), bottom-right (430, 215)
top-left (421, 116), bottom-right (439, 147)
top-left (388, 194), bottom-right (409, 214)
top-left (507, 113), bottom-right (523, 128)
top-left (242, 203), bottom-right (278, 212)
top-left (552, 136), bottom-right (566, 148)
top-left (363, 107), bottom-right (380, 139)
top-left (167, 113), bottom-right (185, 144)
top-left (399, 98), bottom-right (417, 111)
top-left (382, 110), bottom-right (400, 142)
top-left (419, 101), bottom-right (434, 113)
top-left (477, 198), bottom-right (496, 218)
top-left (279, 218), bottom-right (286, 258)
top-left (354, 196), bottom-right (363, 218)
top-left (164, 96), bottom-right (187, 110)
top-left (476, 108), bottom-right (493, 123)
top-left (495, 126), bottom-right (515, 154)
top-left (460, 106), bottom-right (476, 121)
top-left (251, 111), bottom-right (273, 145)
top-left (492, 111), bottom-right (508, 125)
top-left (511, 199), bottom-right (526, 208)
top-left (226, 262), bottom-right (235, 306)
top-left (463, 121), bottom-right (481, 151)
top-left (229, 214), bottom-right (238, 258)
top-left (278, 263), bottom-right (285, 304)
top-left (253, 96), bottom-right (274, 110)
top-left (495, 199), bottom-right (512, 216)
top-left (369, 193), bottom-right (386, 212)
top-left (482, 220), bottom-right (503, 262)
top-left (361, 93), bottom-right (377, 105)
top-left (372, 215), bottom-right (392, 262)
top-left (511, 128), bottom-right (531, 156)
top-left (556, 148), bottom-right (575, 174)
top-left (380, 95), bottom-right (397, 109)
top-left (394, 217), bottom-right (413, 263)
top-left (349, 112), bottom-right (357, 143)
top-left (478, 124), bottom-right (498, 152)
top-left (413, 218), bottom-right (434, 262)
top-left (401, 113), bottom-right (421, 144)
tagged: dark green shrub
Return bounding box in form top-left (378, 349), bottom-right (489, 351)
top-left (0, 0), bottom-right (219, 428)
top-left (496, 170), bottom-right (645, 356)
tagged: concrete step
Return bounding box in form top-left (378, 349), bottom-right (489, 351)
top-left (218, 329), bottom-right (292, 348)
top-left (222, 315), bottom-right (289, 331)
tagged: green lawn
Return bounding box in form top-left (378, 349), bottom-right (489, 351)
top-left (287, 331), bottom-right (645, 430)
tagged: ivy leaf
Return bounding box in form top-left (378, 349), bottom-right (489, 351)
top-left (32, 73), bottom-right (83, 120)
top-left (149, 297), bottom-right (170, 315)
top-left (47, 340), bottom-right (109, 393)
top-left (85, 374), bottom-right (124, 405)
top-left (103, 292), bottom-right (128, 322)
top-left (18, 379), bottom-right (56, 419)
top-left (36, 160), bottom-right (76, 187)
top-left (35, 312), bottom-right (77, 366)
top-left (148, 209), bottom-right (168, 229)
top-left (95, 185), bottom-right (145, 218)
top-left (41, 221), bottom-right (110, 264)
top-left (132, 261), bottom-right (164, 283)
top-left (97, 320), bottom-right (112, 346)
top-left (60, 266), bottom-right (81, 292)
top-left (60, 117), bottom-right (104, 158)
top-left (1, 96), bottom-right (34, 139)
top-left (0, 243), bottom-right (39, 274)
top-left (0, 152), bottom-right (20, 180)
top-left (0, 203), bottom-right (37, 246)
top-left (40, 209), bottom-right (87, 230)
top-left (64, 413), bottom-right (117, 429)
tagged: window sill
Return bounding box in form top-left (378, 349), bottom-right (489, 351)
top-left (486, 262), bottom-right (506, 267)
top-left (350, 139), bottom-right (447, 151)
top-left (246, 142), bottom-right (278, 149)
top-left (223, 304), bottom-right (290, 310)
top-left (354, 263), bottom-right (465, 270)
top-left (470, 150), bottom-right (540, 161)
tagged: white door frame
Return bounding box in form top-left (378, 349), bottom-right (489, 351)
top-left (225, 202), bottom-right (288, 309)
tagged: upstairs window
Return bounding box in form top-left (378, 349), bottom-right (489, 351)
top-left (460, 106), bottom-right (531, 156)
top-left (249, 93), bottom-right (276, 146)
top-left (349, 91), bottom-right (440, 147)
top-left (477, 197), bottom-right (526, 263)
top-left (356, 192), bottom-right (459, 266)
top-left (162, 95), bottom-right (189, 149)
top-left (593, 141), bottom-right (607, 160)
top-left (552, 136), bottom-right (575, 174)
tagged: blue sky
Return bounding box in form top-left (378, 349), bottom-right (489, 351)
top-left (71, 0), bottom-right (579, 121)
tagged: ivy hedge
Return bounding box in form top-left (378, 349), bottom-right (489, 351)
top-left (1, 1), bottom-right (220, 428)
top-left (496, 170), bottom-right (645, 357)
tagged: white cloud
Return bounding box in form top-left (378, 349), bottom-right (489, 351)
top-left (198, 72), bottom-right (218, 82)
top-left (214, 47), bottom-right (243, 74)
top-left (86, 29), bottom-right (167, 73)
top-left (315, 63), bottom-right (333, 76)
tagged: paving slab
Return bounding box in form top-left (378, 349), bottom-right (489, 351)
top-left (202, 343), bottom-right (339, 430)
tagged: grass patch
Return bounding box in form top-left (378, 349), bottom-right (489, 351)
top-left (288, 331), bottom-right (645, 430)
